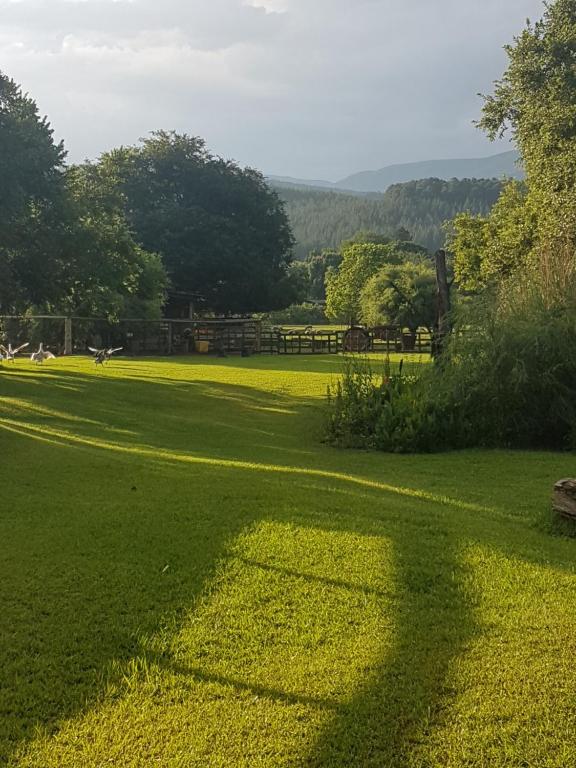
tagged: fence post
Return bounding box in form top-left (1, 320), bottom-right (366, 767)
top-left (64, 317), bottom-right (73, 355)
top-left (433, 249), bottom-right (452, 360)
top-left (167, 322), bottom-right (173, 355)
top-left (255, 321), bottom-right (262, 354)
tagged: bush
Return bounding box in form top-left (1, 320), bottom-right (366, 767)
top-left (327, 285), bottom-right (576, 452)
top-left (326, 357), bottom-right (450, 453)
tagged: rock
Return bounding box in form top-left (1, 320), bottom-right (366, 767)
top-left (553, 478), bottom-right (576, 519)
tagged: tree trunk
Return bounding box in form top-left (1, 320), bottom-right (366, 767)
top-left (433, 249), bottom-right (451, 360)
top-left (553, 478), bottom-right (576, 519)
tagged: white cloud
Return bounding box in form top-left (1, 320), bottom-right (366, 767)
top-left (244, 0), bottom-right (288, 13)
top-left (0, 0), bottom-right (546, 178)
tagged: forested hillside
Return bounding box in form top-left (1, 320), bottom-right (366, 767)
top-left (275, 177), bottom-right (503, 258)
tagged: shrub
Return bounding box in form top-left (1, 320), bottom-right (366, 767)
top-left (327, 280), bottom-right (576, 452)
top-left (326, 357), bottom-right (450, 453)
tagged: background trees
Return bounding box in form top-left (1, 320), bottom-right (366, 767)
top-left (274, 178), bottom-right (504, 259)
top-left (0, 78), bottom-right (298, 319)
top-left (0, 71), bottom-right (167, 319)
top-left (0, 73), bottom-right (65, 237)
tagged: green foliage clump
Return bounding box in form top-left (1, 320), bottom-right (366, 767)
top-left (303, 249), bottom-right (342, 300)
top-left (328, 284), bottom-right (576, 452)
top-left (327, 357), bottom-right (445, 452)
top-left (451, 181), bottom-right (537, 292)
top-left (325, 240), bottom-right (427, 322)
top-left (360, 261), bottom-right (437, 331)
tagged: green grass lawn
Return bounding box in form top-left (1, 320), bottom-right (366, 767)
top-left (1, 353), bottom-right (576, 767)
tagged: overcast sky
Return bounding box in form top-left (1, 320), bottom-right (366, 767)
top-left (0, 0), bottom-right (545, 180)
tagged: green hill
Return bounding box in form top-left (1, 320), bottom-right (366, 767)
top-left (274, 177), bottom-right (504, 258)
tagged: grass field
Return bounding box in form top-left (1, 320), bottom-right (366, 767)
top-left (1, 354), bottom-right (576, 767)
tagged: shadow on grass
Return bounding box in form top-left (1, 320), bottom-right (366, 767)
top-left (304, 526), bottom-right (476, 767)
top-left (0, 363), bottom-right (575, 765)
top-left (0, 451), bottom-right (256, 762)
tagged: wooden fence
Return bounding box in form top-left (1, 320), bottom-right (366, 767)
top-left (0, 315), bottom-right (432, 357)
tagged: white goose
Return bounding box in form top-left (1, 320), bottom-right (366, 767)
top-left (30, 343), bottom-right (56, 364)
top-left (0, 342), bottom-right (29, 362)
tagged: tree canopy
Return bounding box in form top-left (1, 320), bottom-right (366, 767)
top-left (450, 181), bottom-right (537, 292)
top-left (360, 261), bottom-right (437, 332)
top-left (478, 0), bottom-right (576, 254)
top-left (0, 71), bottom-right (167, 319)
top-left (98, 131), bottom-right (296, 314)
top-left (55, 165), bottom-right (167, 318)
top-left (0, 72), bottom-right (66, 312)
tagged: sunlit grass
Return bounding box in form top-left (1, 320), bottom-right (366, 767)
top-left (1, 353), bottom-right (576, 766)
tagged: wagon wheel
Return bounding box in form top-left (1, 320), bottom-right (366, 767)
top-left (342, 327), bottom-right (370, 352)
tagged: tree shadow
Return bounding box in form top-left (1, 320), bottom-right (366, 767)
top-left (285, 479), bottom-right (576, 767)
top-left (301, 519), bottom-right (477, 766)
top-left (0, 438), bottom-right (258, 762)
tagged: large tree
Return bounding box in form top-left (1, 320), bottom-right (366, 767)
top-left (451, 0), bottom-right (576, 300)
top-left (479, 0), bottom-right (576, 252)
top-left (0, 71), bottom-right (66, 312)
top-left (360, 261), bottom-right (437, 332)
top-left (53, 165), bottom-right (167, 319)
top-left (98, 132), bottom-right (296, 314)
top-left (0, 72), bottom-right (165, 319)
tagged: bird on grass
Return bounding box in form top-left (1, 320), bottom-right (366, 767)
top-left (0, 342), bottom-right (29, 362)
top-left (88, 346), bottom-right (123, 365)
top-left (30, 343), bottom-right (56, 364)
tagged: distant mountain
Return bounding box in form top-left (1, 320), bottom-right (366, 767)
top-left (338, 151), bottom-right (523, 193)
top-left (267, 175), bottom-right (336, 189)
top-left (267, 177), bottom-right (363, 196)
top-left (268, 151), bottom-right (523, 194)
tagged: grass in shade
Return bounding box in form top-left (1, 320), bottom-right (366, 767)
top-left (1, 353), bottom-right (576, 767)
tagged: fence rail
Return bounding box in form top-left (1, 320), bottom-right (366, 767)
top-left (0, 316), bottom-right (432, 357)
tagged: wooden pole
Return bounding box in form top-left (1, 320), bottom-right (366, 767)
top-left (433, 249), bottom-right (451, 360)
top-left (167, 321), bottom-right (173, 355)
top-left (64, 317), bottom-right (73, 355)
